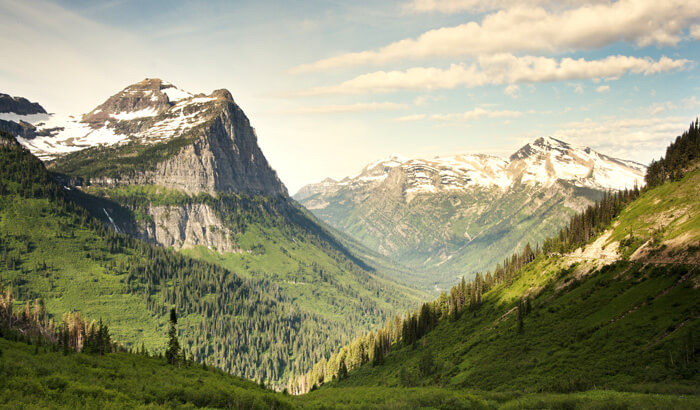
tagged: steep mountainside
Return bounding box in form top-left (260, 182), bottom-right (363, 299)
top-left (296, 138), bottom-right (645, 289)
top-left (298, 159), bottom-right (699, 399)
top-left (0, 81), bottom-right (426, 388)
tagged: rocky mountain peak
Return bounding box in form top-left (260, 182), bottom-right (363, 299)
top-left (210, 89), bottom-right (234, 102)
top-left (0, 93), bottom-right (46, 115)
top-left (297, 136), bottom-right (646, 201)
top-left (82, 78), bottom-right (184, 125)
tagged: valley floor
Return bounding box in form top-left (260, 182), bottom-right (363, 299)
top-left (1, 336), bottom-right (698, 409)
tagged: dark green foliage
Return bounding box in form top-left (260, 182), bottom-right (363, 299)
top-left (82, 319), bottom-right (113, 355)
top-left (165, 308), bottom-right (180, 365)
top-left (0, 130), bottom-right (420, 388)
top-left (646, 119), bottom-right (700, 187)
top-left (542, 187), bottom-right (640, 254)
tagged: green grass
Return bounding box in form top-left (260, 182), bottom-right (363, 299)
top-left (0, 195), bottom-right (167, 352)
top-left (610, 170), bottom-right (700, 247)
top-left (3, 337), bottom-right (697, 409)
top-left (314, 170), bottom-right (700, 397)
top-left (0, 337), bottom-right (293, 409)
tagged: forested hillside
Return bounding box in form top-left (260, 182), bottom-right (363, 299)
top-left (0, 129), bottom-right (422, 388)
top-left (293, 122), bottom-right (700, 399)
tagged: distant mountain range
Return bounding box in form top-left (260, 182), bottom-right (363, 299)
top-left (295, 137), bottom-right (646, 289)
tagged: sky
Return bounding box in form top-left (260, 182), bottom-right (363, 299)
top-left (1, 0), bottom-right (699, 194)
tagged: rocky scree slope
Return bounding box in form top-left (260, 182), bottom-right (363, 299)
top-left (296, 137), bottom-right (646, 289)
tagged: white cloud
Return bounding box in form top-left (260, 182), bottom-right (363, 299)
top-left (293, 0), bottom-right (700, 72)
top-left (596, 85), bottom-right (610, 93)
top-left (646, 101), bottom-right (676, 115)
top-left (504, 84), bottom-right (520, 98)
top-left (281, 102), bottom-right (407, 114)
top-left (691, 24), bottom-right (700, 40)
top-left (298, 55), bottom-right (689, 95)
top-left (553, 116), bottom-right (689, 164)
top-left (682, 95), bottom-right (700, 109)
top-left (430, 107), bottom-right (522, 121)
top-left (403, 0), bottom-right (609, 14)
top-left (393, 114), bottom-right (427, 121)
top-left (414, 95), bottom-right (444, 105)
top-left (568, 83), bottom-right (584, 94)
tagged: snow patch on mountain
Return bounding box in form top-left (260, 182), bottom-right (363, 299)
top-left (296, 137), bottom-right (646, 199)
top-left (1, 79), bottom-right (226, 161)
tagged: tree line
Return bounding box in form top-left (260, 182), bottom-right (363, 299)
top-left (646, 119), bottom-right (699, 187)
top-left (0, 285), bottom-right (116, 355)
top-left (0, 129), bottom-right (395, 389)
top-left (289, 150), bottom-right (654, 393)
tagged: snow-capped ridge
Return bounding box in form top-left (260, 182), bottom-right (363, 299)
top-left (298, 137), bottom-right (646, 199)
top-left (3, 79), bottom-right (238, 160)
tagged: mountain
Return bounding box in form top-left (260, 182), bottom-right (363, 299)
top-left (2, 124), bottom-right (698, 408)
top-left (0, 82), bottom-right (426, 388)
top-left (295, 137), bottom-right (646, 289)
top-left (293, 128), bottom-right (700, 400)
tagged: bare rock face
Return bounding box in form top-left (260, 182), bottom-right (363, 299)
top-left (0, 129), bottom-right (20, 148)
top-left (0, 93), bottom-right (46, 115)
top-left (82, 78), bottom-right (173, 126)
top-left (138, 203), bottom-right (239, 253)
top-left (4, 79), bottom-right (289, 251)
top-left (137, 97), bottom-right (288, 196)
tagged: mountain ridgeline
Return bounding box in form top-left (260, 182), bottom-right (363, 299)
top-left (290, 120), bottom-right (700, 397)
top-left (295, 138), bottom-right (646, 290)
top-left (0, 81), bottom-right (425, 388)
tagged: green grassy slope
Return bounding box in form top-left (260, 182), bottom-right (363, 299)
top-left (308, 169), bottom-right (700, 398)
top-left (0, 131), bottom-right (423, 388)
top-left (2, 337), bottom-right (698, 409)
top-left (0, 337), bottom-right (292, 409)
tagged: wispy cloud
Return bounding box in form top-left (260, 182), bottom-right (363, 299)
top-left (596, 85), bottom-right (610, 93)
top-left (293, 0), bottom-right (700, 72)
top-left (280, 102), bottom-right (408, 114)
top-left (554, 116), bottom-right (689, 163)
top-left (504, 84), bottom-right (520, 98)
top-left (296, 55), bottom-right (689, 95)
top-left (402, 0), bottom-right (609, 14)
top-left (431, 107), bottom-right (523, 121)
top-left (392, 114), bottom-right (427, 122)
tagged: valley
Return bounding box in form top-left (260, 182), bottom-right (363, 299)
top-left (0, 71), bottom-right (698, 410)
top-left (295, 138), bottom-right (646, 290)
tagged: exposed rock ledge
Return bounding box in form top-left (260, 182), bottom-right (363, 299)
top-left (136, 203), bottom-right (239, 253)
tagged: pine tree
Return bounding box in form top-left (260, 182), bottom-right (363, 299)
top-left (166, 308), bottom-right (180, 365)
top-left (337, 358), bottom-right (348, 380)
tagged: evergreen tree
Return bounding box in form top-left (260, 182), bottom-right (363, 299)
top-left (337, 358), bottom-right (348, 380)
top-left (166, 308), bottom-right (180, 366)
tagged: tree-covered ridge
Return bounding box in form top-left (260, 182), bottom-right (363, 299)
top-left (646, 119), bottom-right (700, 187)
top-left (289, 185), bottom-right (641, 393)
top-left (292, 123), bottom-right (700, 396)
top-left (297, 173), bottom-right (699, 396)
top-left (0, 130), bottom-right (415, 388)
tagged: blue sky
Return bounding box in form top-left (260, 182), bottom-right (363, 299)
top-left (1, 0), bottom-right (699, 193)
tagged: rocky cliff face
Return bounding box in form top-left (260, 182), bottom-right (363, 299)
top-left (0, 93), bottom-right (46, 115)
top-left (137, 203), bottom-right (239, 253)
top-left (1, 80), bottom-right (287, 250)
top-left (1, 79), bottom-right (287, 197)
